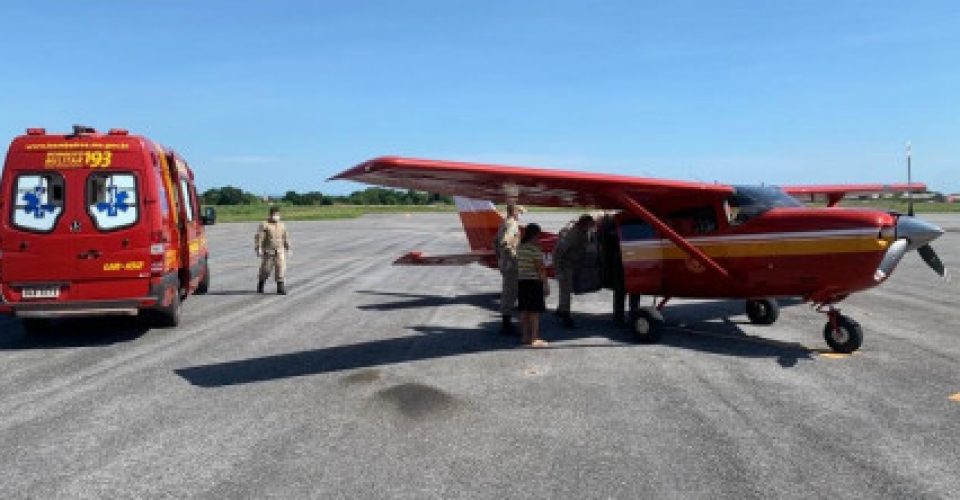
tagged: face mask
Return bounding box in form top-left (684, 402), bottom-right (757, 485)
top-left (270, 214), bottom-right (280, 222)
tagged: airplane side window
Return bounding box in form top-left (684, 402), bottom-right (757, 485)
top-left (620, 220), bottom-right (656, 240)
top-left (87, 173), bottom-right (139, 231)
top-left (12, 173), bottom-right (65, 232)
top-left (667, 207), bottom-right (717, 235)
top-left (179, 178), bottom-right (194, 222)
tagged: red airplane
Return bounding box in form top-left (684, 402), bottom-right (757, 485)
top-left (332, 156), bottom-right (947, 353)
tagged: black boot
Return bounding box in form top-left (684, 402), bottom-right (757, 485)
top-left (499, 315), bottom-right (517, 336)
top-left (559, 312), bottom-right (576, 328)
top-left (257, 279), bottom-right (265, 293)
top-left (277, 281), bottom-right (286, 295)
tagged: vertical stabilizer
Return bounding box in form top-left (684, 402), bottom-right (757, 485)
top-left (454, 197), bottom-right (503, 252)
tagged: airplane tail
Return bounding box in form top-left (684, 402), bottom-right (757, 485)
top-left (454, 196), bottom-right (504, 252)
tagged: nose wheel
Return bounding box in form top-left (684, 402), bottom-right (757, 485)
top-left (819, 306), bottom-right (863, 353)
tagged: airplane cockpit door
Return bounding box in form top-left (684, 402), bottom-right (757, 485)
top-left (618, 219), bottom-right (663, 294)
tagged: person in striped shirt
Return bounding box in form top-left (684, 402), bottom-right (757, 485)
top-left (516, 223), bottom-right (549, 347)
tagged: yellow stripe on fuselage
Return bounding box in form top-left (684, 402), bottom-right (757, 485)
top-left (622, 233), bottom-right (890, 261)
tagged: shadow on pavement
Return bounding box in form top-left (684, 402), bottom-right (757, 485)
top-left (176, 295), bottom-right (814, 388)
top-left (203, 290), bottom-right (261, 296)
top-left (0, 316), bottom-right (150, 350)
top-left (356, 290), bottom-right (499, 312)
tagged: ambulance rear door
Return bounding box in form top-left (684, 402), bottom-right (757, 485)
top-left (69, 169), bottom-right (151, 295)
top-left (1, 171), bottom-right (75, 289)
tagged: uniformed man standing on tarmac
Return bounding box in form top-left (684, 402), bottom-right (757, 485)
top-left (495, 203), bottom-right (524, 335)
top-left (255, 206), bottom-right (291, 295)
top-left (553, 214), bottom-right (595, 328)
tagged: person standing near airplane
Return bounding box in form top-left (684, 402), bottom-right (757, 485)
top-left (495, 203), bottom-right (524, 335)
top-left (255, 206), bottom-right (291, 295)
top-left (516, 223), bottom-right (549, 347)
top-left (553, 214), bottom-right (595, 327)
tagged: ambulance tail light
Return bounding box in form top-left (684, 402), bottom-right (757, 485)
top-left (150, 232), bottom-right (167, 277)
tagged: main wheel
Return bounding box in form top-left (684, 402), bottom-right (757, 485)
top-left (631, 309), bottom-right (664, 344)
top-left (823, 315), bottom-right (862, 353)
top-left (746, 298), bottom-right (780, 325)
top-left (195, 263), bottom-right (210, 295)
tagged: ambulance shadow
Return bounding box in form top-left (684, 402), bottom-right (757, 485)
top-left (0, 317), bottom-right (149, 350)
top-left (355, 290), bottom-right (500, 312)
top-left (203, 290), bottom-right (261, 296)
top-left (176, 320), bottom-right (519, 387)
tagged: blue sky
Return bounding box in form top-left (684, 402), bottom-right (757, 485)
top-left (1, 1), bottom-right (957, 195)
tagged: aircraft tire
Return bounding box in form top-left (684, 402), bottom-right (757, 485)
top-left (746, 298), bottom-right (780, 325)
top-left (823, 315), bottom-right (862, 353)
top-left (631, 309), bottom-right (663, 343)
top-left (196, 263), bottom-right (210, 295)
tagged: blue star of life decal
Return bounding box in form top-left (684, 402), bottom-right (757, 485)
top-left (96, 186), bottom-right (130, 217)
top-left (23, 186), bottom-right (57, 219)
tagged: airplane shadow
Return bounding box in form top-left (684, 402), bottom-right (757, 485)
top-left (355, 290), bottom-right (500, 312)
top-left (0, 316), bottom-right (150, 350)
top-left (175, 294), bottom-right (813, 388)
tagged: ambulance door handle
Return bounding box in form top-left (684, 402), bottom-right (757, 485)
top-left (77, 250), bottom-right (102, 259)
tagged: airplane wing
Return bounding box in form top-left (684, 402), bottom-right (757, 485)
top-left (331, 156), bottom-right (734, 212)
top-left (782, 183), bottom-right (925, 206)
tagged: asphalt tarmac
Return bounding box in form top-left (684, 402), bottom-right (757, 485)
top-left (1, 213), bottom-right (958, 499)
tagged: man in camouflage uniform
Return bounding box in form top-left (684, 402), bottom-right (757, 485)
top-left (255, 206), bottom-right (291, 295)
top-left (553, 214), bottom-right (595, 327)
top-left (495, 203), bottom-right (523, 335)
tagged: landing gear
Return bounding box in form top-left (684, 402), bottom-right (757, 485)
top-left (745, 298), bottom-right (779, 325)
top-left (630, 307), bottom-right (664, 343)
top-left (818, 306), bottom-right (862, 353)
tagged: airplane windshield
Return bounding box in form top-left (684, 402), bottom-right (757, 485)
top-left (727, 185), bottom-right (803, 224)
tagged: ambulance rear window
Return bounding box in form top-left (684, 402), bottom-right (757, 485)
top-left (87, 173), bottom-right (139, 231)
top-left (11, 173), bottom-right (65, 232)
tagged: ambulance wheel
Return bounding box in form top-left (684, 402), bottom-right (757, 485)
top-left (746, 298), bottom-right (779, 325)
top-left (196, 263), bottom-right (210, 295)
top-left (823, 315), bottom-right (862, 353)
top-left (631, 309), bottom-right (663, 344)
top-left (21, 318), bottom-right (52, 335)
top-left (155, 288), bottom-right (182, 328)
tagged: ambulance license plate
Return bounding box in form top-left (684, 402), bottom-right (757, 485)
top-left (22, 287), bottom-right (60, 299)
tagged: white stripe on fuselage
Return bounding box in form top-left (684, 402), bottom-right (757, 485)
top-left (620, 228), bottom-right (879, 248)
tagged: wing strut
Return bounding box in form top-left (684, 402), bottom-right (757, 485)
top-left (609, 191), bottom-right (737, 285)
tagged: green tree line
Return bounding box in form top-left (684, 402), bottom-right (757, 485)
top-left (201, 186), bottom-right (452, 206)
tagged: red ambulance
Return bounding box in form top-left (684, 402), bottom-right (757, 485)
top-left (0, 126), bottom-right (213, 331)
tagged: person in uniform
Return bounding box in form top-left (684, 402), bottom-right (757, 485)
top-left (553, 214), bottom-right (595, 327)
top-left (255, 206), bottom-right (291, 295)
top-left (494, 203), bottom-right (524, 335)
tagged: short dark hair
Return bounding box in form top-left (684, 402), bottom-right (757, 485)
top-left (577, 214), bottom-right (594, 226)
top-left (269, 206), bottom-right (281, 215)
top-left (520, 223), bottom-right (541, 244)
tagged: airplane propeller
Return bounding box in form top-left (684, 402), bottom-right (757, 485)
top-left (875, 214), bottom-right (948, 282)
top-left (917, 243), bottom-right (946, 278)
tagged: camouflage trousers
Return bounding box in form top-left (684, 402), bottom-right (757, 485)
top-left (259, 250), bottom-right (287, 282)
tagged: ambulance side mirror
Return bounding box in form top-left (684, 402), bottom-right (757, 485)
top-left (201, 206), bottom-right (217, 225)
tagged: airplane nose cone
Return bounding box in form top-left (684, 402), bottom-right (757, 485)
top-left (897, 216), bottom-right (944, 250)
